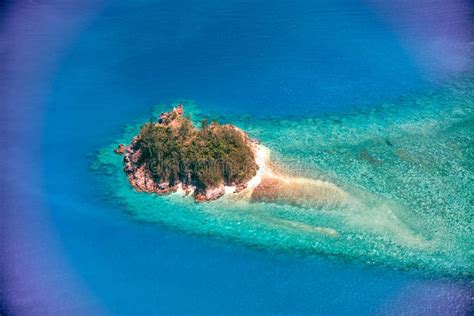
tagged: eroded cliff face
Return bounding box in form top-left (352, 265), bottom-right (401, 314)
top-left (115, 105), bottom-right (258, 201)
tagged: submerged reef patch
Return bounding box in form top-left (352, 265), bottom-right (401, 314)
top-left (93, 77), bottom-right (474, 277)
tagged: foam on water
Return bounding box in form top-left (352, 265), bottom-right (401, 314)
top-left (93, 76), bottom-right (473, 277)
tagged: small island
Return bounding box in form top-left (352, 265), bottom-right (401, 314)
top-left (115, 105), bottom-right (348, 210)
top-left (115, 105), bottom-right (259, 201)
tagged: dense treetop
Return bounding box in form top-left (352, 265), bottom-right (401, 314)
top-left (134, 106), bottom-right (257, 191)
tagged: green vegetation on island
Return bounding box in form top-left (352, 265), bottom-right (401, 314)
top-left (116, 105), bottom-right (258, 201)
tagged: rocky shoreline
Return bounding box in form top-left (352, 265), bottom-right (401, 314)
top-left (115, 105), bottom-right (259, 202)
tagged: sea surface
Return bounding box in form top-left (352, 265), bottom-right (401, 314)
top-left (2, 0), bottom-right (474, 315)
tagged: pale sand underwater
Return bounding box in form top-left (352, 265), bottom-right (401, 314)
top-left (245, 144), bottom-right (350, 205)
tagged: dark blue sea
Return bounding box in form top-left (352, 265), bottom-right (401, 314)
top-left (2, 0), bottom-right (474, 315)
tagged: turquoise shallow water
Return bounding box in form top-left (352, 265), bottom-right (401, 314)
top-left (95, 76), bottom-right (473, 278)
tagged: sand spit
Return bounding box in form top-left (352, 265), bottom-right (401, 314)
top-left (240, 144), bottom-right (350, 207)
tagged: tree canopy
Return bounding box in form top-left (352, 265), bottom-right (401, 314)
top-left (134, 112), bottom-right (257, 190)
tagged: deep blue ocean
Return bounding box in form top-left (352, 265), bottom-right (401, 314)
top-left (2, 0), bottom-right (474, 315)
